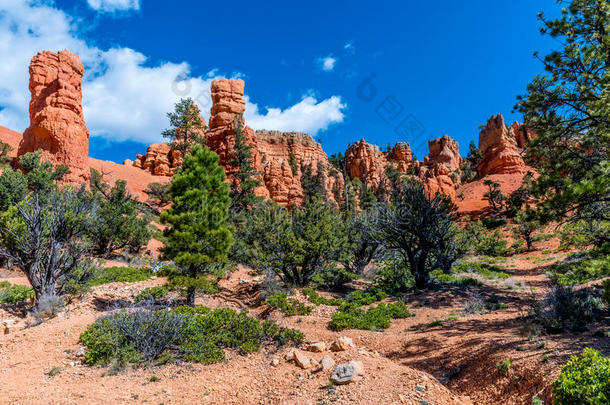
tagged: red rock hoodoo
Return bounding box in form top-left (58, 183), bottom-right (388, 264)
top-left (204, 79), bottom-right (269, 198)
top-left (417, 135), bottom-right (461, 200)
top-left (478, 114), bottom-right (527, 177)
top-left (18, 50), bottom-right (90, 181)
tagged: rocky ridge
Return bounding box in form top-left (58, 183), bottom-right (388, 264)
top-left (3, 49), bottom-right (535, 206)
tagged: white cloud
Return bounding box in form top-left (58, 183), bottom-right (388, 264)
top-left (86, 0), bottom-right (140, 13)
top-left (318, 55), bottom-right (337, 72)
top-left (0, 0), bottom-right (347, 147)
top-left (344, 41), bottom-right (355, 54)
top-left (245, 96), bottom-right (346, 135)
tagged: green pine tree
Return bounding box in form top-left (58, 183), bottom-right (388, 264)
top-left (229, 114), bottom-right (263, 213)
top-left (161, 145), bottom-right (234, 306)
top-left (162, 98), bottom-right (207, 157)
top-left (515, 0), bottom-right (610, 246)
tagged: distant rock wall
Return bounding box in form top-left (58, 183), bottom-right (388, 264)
top-left (18, 50), bottom-right (89, 181)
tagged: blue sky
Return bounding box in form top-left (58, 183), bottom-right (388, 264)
top-left (0, 0), bottom-right (559, 163)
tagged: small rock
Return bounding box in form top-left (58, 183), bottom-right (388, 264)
top-left (310, 358), bottom-right (320, 369)
top-left (3, 326), bottom-right (9, 335)
top-left (321, 355), bottom-right (335, 371)
top-left (271, 357), bottom-right (280, 367)
top-left (306, 342), bottom-right (326, 353)
top-left (330, 360), bottom-right (364, 385)
top-left (330, 336), bottom-right (354, 352)
top-left (76, 347), bottom-right (86, 357)
top-left (293, 350), bottom-right (311, 369)
top-left (284, 350), bottom-right (295, 361)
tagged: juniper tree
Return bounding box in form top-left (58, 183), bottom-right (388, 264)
top-left (515, 0), bottom-right (610, 245)
top-left (371, 180), bottom-right (459, 289)
top-left (162, 98), bottom-right (206, 156)
top-left (0, 186), bottom-right (95, 303)
top-left (89, 169), bottom-right (152, 256)
top-left (161, 145), bottom-right (233, 306)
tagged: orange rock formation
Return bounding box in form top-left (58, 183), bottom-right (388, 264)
top-left (478, 114), bottom-right (527, 177)
top-left (18, 50), bottom-right (90, 181)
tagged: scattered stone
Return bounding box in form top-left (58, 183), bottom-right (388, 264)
top-left (293, 350), bottom-right (311, 369)
top-left (321, 355), bottom-right (335, 371)
top-left (284, 350), bottom-right (295, 361)
top-left (330, 360), bottom-right (364, 385)
top-left (271, 357), bottom-right (280, 367)
top-left (306, 342), bottom-right (326, 353)
top-left (330, 337), bottom-right (354, 352)
top-left (76, 347), bottom-right (86, 357)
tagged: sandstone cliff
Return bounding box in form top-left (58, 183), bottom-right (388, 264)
top-left (18, 50), bottom-right (90, 181)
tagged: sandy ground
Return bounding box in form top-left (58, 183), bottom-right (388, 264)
top-left (1, 249), bottom-right (608, 405)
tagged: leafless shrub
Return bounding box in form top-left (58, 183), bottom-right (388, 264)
top-left (463, 292), bottom-right (485, 315)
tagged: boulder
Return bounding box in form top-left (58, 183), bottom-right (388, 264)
top-left (18, 50), bottom-right (89, 182)
top-left (330, 360), bottom-right (364, 385)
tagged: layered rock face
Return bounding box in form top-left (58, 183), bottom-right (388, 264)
top-left (257, 130), bottom-right (343, 206)
top-left (345, 140), bottom-right (387, 189)
top-left (18, 50), bottom-right (89, 181)
top-left (418, 135), bottom-right (461, 200)
top-left (478, 114), bottom-right (527, 177)
top-left (131, 143), bottom-right (183, 176)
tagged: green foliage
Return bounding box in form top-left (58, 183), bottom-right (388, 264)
top-left (547, 253), bottom-right (610, 284)
top-left (530, 284), bottom-right (600, 333)
top-left (430, 269), bottom-right (483, 286)
top-left (516, 1), bottom-right (609, 245)
top-left (330, 301), bottom-right (412, 331)
top-left (328, 152), bottom-right (345, 171)
top-left (265, 293), bottom-right (313, 316)
top-left (134, 286), bottom-right (170, 304)
top-left (0, 283), bottom-right (34, 303)
top-left (0, 141), bottom-right (12, 167)
top-left (452, 261), bottom-right (510, 280)
top-left (552, 348), bottom-right (610, 405)
top-left (482, 180), bottom-right (506, 215)
top-left (88, 266), bottom-right (152, 287)
top-left (161, 145), bottom-right (233, 306)
top-left (496, 359), bottom-right (511, 375)
top-left (161, 98), bottom-right (206, 156)
top-left (144, 182), bottom-right (171, 211)
top-left (89, 170), bottom-right (153, 256)
top-left (81, 306), bottom-right (303, 368)
top-left (482, 217), bottom-right (507, 230)
top-left (371, 179), bottom-right (461, 289)
top-left (375, 254), bottom-right (414, 294)
top-left (288, 152), bottom-right (299, 175)
top-left (300, 162), bottom-right (327, 201)
top-left (512, 209), bottom-right (541, 251)
top-left (18, 151), bottom-right (70, 193)
top-left (463, 220), bottom-right (508, 257)
top-left (233, 197), bottom-right (347, 287)
top-left (603, 279), bottom-right (610, 307)
top-left (229, 114), bottom-right (263, 213)
top-left (0, 185), bottom-right (95, 301)
top-left (167, 274), bottom-right (219, 295)
top-left (302, 288), bottom-right (343, 306)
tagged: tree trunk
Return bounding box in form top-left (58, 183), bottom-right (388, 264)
top-left (186, 286), bottom-right (196, 307)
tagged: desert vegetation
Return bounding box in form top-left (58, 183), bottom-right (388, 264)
top-left (0, 0), bottom-right (608, 404)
